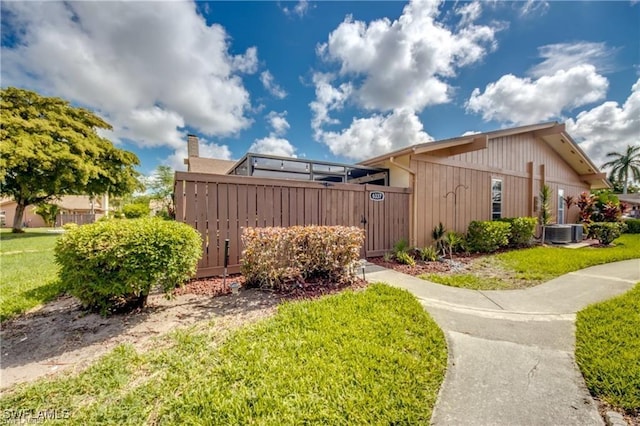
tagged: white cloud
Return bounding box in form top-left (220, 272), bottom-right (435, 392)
top-left (466, 65), bottom-right (609, 124)
top-left (249, 137), bottom-right (297, 157)
top-left (266, 111), bottom-right (290, 136)
top-left (316, 0), bottom-right (499, 113)
top-left (1, 1), bottom-right (256, 159)
top-left (320, 108), bottom-right (433, 160)
top-left (455, 1), bottom-right (482, 27)
top-left (461, 130), bottom-right (481, 136)
top-left (260, 71), bottom-right (287, 99)
top-left (283, 0), bottom-right (310, 18)
top-left (529, 42), bottom-right (616, 78)
top-left (519, 0), bottom-right (549, 17)
top-left (166, 139), bottom-right (232, 172)
top-left (309, 0), bottom-right (500, 158)
top-left (309, 72), bottom-right (353, 136)
top-left (566, 78), bottom-right (640, 168)
top-left (231, 46), bottom-right (259, 74)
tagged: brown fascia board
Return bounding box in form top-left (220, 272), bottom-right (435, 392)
top-left (558, 131), bottom-right (603, 175)
top-left (539, 128), bottom-right (612, 189)
top-left (359, 121), bottom-right (559, 166)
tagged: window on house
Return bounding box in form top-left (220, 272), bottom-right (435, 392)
top-left (558, 188), bottom-right (565, 224)
top-left (491, 178), bottom-right (502, 220)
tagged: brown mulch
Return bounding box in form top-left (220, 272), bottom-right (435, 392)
top-left (369, 256), bottom-right (475, 276)
top-left (176, 274), bottom-right (369, 301)
top-left (174, 274), bottom-right (246, 297)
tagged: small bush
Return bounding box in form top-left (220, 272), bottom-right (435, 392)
top-left (55, 218), bottom-right (202, 314)
top-left (395, 250), bottom-right (416, 266)
top-left (431, 223), bottom-right (446, 255)
top-left (392, 239), bottom-right (410, 256)
top-left (418, 246), bottom-right (438, 262)
top-left (624, 218), bottom-right (640, 234)
top-left (443, 231), bottom-right (464, 258)
top-left (588, 222), bottom-right (625, 245)
top-left (466, 220), bottom-right (510, 253)
top-left (122, 203), bottom-right (150, 219)
top-left (499, 217), bottom-right (537, 247)
top-left (241, 226), bottom-right (364, 290)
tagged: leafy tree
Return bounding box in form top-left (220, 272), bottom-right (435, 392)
top-left (608, 172), bottom-right (639, 194)
top-left (34, 203), bottom-right (60, 227)
top-left (602, 145), bottom-right (640, 194)
top-left (148, 165), bottom-right (175, 219)
top-left (0, 87), bottom-right (141, 232)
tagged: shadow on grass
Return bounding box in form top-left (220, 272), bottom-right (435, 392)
top-left (0, 230), bottom-right (60, 241)
top-left (0, 280), bottom-right (68, 323)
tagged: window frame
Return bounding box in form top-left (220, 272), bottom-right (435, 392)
top-left (558, 188), bottom-right (565, 224)
top-left (491, 178), bottom-right (503, 220)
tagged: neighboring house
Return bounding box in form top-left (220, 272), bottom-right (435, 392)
top-left (0, 195), bottom-right (109, 228)
top-left (619, 193), bottom-right (640, 218)
top-left (359, 122), bottom-right (609, 246)
top-left (184, 134), bottom-right (236, 174)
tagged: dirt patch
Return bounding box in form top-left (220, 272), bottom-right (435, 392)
top-left (0, 275), bottom-right (368, 394)
top-left (370, 255), bottom-right (537, 289)
top-left (0, 278), bottom-right (277, 393)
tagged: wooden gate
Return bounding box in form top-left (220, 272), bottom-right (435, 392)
top-left (174, 172), bottom-right (411, 278)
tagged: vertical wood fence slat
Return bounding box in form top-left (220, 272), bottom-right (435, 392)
top-left (174, 172), bottom-right (410, 278)
top-left (196, 182), bottom-right (208, 270)
top-left (207, 181), bottom-right (219, 269)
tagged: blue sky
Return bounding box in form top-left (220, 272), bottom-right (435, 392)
top-left (1, 0), bottom-right (638, 176)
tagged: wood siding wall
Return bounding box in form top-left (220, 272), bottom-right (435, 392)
top-left (175, 172), bottom-right (411, 278)
top-left (412, 133), bottom-right (590, 246)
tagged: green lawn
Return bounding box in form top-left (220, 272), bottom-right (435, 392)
top-left (576, 283), bottom-right (640, 413)
top-left (0, 228), bottom-right (65, 321)
top-left (0, 284), bottom-right (447, 425)
top-left (422, 234), bottom-right (640, 290)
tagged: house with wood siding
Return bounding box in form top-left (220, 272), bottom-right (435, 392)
top-left (359, 121), bottom-right (609, 246)
top-left (177, 121), bottom-right (609, 277)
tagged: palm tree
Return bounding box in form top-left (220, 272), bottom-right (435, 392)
top-left (602, 145), bottom-right (640, 194)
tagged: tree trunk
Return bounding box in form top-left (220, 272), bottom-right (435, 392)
top-left (12, 203), bottom-right (26, 233)
top-left (623, 169), bottom-right (628, 194)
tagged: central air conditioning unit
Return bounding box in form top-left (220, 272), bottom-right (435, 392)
top-left (570, 224), bottom-right (584, 243)
top-left (544, 224), bottom-right (572, 244)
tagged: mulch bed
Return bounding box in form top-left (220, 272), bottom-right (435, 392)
top-left (176, 274), bottom-right (369, 301)
top-left (368, 256), bottom-right (475, 276)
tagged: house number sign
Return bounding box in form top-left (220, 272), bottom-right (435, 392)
top-left (369, 191), bottom-right (385, 201)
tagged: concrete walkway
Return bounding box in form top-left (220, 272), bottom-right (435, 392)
top-left (364, 259), bottom-right (640, 426)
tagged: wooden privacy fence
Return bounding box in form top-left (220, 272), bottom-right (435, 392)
top-left (55, 213), bottom-right (96, 227)
top-left (174, 172), bottom-right (411, 278)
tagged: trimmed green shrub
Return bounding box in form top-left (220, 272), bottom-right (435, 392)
top-left (241, 226), bottom-right (364, 290)
top-left (588, 222), bottom-right (625, 245)
top-left (122, 203), bottom-right (150, 219)
top-left (418, 245), bottom-right (438, 262)
top-left (466, 220), bottom-right (510, 253)
top-left (499, 217), bottom-right (537, 247)
top-left (623, 218), bottom-right (640, 234)
top-left (55, 218), bottom-right (202, 313)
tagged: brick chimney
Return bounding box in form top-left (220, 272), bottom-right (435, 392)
top-left (187, 134), bottom-right (199, 158)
